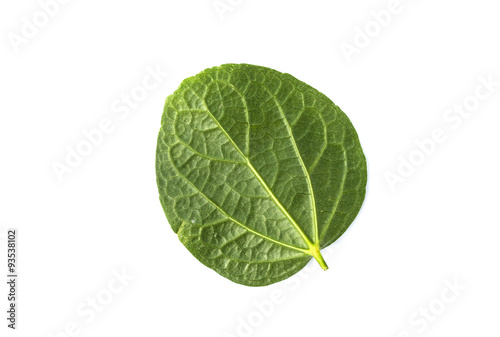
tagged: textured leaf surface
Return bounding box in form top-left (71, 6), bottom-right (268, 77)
top-left (156, 64), bottom-right (367, 286)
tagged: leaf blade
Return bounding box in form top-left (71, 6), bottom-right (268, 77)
top-left (156, 64), bottom-right (367, 286)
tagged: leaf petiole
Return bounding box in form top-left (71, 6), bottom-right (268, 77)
top-left (310, 244), bottom-right (329, 271)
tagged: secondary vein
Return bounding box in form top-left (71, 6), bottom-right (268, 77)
top-left (319, 145), bottom-right (348, 242)
top-left (265, 86), bottom-right (320, 245)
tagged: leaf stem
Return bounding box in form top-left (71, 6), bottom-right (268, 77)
top-left (310, 245), bottom-right (328, 271)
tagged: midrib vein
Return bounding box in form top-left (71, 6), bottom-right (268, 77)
top-left (168, 147), bottom-right (309, 255)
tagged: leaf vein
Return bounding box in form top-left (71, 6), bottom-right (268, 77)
top-left (168, 146), bottom-right (310, 254)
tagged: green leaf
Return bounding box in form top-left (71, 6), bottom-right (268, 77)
top-left (156, 64), bottom-right (367, 286)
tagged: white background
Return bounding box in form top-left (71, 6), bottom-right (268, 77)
top-left (1, 0), bottom-right (499, 336)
